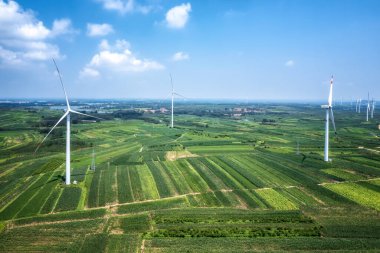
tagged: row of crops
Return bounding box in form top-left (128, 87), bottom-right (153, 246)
top-left (0, 167), bottom-right (83, 220)
top-left (2, 149), bottom-right (378, 222)
top-left (79, 148), bottom-right (380, 214)
top-left (87, 155), bottom-right (319, 210)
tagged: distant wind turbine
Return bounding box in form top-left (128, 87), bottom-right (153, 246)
top-left (358, 99), bottom-right (362, 113)
top-left (169, 74), bottom-right (186, 128)
top-left (35, 59), bottom-right (102, 185)
top-left (366, 93), bottom-right (370, 121)
top-left (371, 99), bottom-right (375, 119)
top-left (355, 99), bottom-right (359, 113)
top-left (321, 76), bottom-right (337, 162)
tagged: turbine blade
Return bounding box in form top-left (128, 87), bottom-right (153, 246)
top-left (35, 111), bottom-right (69, 153)
top-left (164, 92), bottom-right (172, 100)
top-left (328, 75), bottom-right (333, 107)
top-left (53, 58), bottom-right (70, 109)
top-left (170, 73), bottom-right (173, 92)
top-left (70, 109), bottom-right (103, 120)
top-left (329, 108), bottom-right (337, 134)
top-left (173, 92), bottom-right (187, 99)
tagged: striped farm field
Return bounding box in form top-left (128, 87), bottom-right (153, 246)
top-left (324, 182), bottom-right (380, 211)
top-left (0, 172), bottom-right (52, 220)
top-left (146, 162), bottom-right (176, 198)
top-left (116, 165), bottom-right (134, 203)
top-left (187, 144), bottom-right (253, 154)
top-left (322, 168), bottom-right (367, 181)
top-left (54, 187), bottom-right (82, 212)
top-left (136, 164), bottom-right (160, 200)
top-left (15, 170), bottom-right (62, 218)
top-left (159, 161), bottom-right (193, 195)
top-left (255, 188), bottom-right (298, 210)
top-left (116, 196), bottom-right (189, 214)
top-left (187, 158), bottom-right (228, 191)
top-left (276, 187), bottom-right (322, 207)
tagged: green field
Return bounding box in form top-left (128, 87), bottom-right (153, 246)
top-left (0, 102), bottom-right (379, 252)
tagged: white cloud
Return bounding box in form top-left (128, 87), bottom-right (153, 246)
top-left (172, 51), bottom-right (189, 61)
top-left (87, 23), bottom-right (114, 37)
top-left (114, 39), bottom-right (130, 50)
top-left (285, 60), bottom-right (294, 67)
top-left (97, 0), bottom-right (153, 14)
top-left (166, 3), bottom-right (191, 29)
top-left (98, 39), bottom-right (130, 51)
top-left (80, 67), bottom-right (100, 78)
top-left (80, 39), bottom-right (164, 77)
top-left (16, 21), bottom-right (50, 40)
top-left (0, 46), bottom-right (22, 65)
top-left (99, 39), bottom-right (111, 50)
top-left (0, 0), bottom-right (76, 65)
top-left (51, 19), bottom-right (77, 37)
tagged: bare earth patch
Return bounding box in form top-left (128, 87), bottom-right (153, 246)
top-left (165, 150), bottom-right (198, 161)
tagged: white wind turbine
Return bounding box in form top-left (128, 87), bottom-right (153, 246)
top-left (371, 99), bottom-right (375, 119)
top-left (321, 76), bottom-right (337, 162)
top-left (36, 59), bottom-right (102, 185)
top-left (366, 93), bottom-right (370, 121)
top-left (169, 74), bottom-right (186, 128)
top-left (355, 99), bottom-right (359, 112)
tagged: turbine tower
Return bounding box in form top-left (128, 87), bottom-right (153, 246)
top-left (366, 93), bottom-right (370, 121)
top-left (355, 99), bottom-right (359, 113)
top-left (36, 59), bottom-right (102, 185)
top-left (358, 99), bottom-right (362, 113)
top-left (321, 75), bottom-right (337, 162)
top-left (170, 74), bottom-right (174, 128)
top-left (169, 74), bottom-right (186, 128)
top-left (371, 99), bottom-right (375, 119)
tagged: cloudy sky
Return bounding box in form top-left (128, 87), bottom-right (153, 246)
top-left (0, 0), bottom-right (379, 100)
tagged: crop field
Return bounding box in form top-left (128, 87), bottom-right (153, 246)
top-left (0, 102), bottom-right (379, 252)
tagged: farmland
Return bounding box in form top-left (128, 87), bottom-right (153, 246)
top-left (0, 100), bottom-right (379, 252)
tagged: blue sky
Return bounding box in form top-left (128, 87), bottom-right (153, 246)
top-left (0, 0), bottom-right (379, 100)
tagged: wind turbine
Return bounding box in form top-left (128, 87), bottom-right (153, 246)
top-left (366, 93), bottom-right (370, 121)
top-left (36, 59), bottom-right (102, 185)
top-left (321, 75), bottom-right (337, 162)
top-left (169, 74), bottom-right (186, 128)
top-left (371, 99), bottom-right (375, 119)
top-left (358, 99), bottom-right (362, 113)
top-left (355, 99), bottom-right (359, 113)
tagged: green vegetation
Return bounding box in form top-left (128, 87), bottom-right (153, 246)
top-left (255, 188), bottom-right (298, 210)
top-left (0, 102), bottom-right (379, 252)
top-left (117, 196), bottom-right (189, 214)
top-left (324, 182), bottom-right (380, 210)
top-left (54, 187), bottom-right (82, 212)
